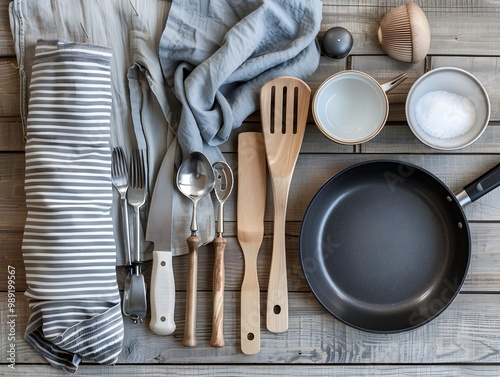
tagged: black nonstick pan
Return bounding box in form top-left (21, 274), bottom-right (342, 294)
top-left (299, 160), bottom-right (500, 333)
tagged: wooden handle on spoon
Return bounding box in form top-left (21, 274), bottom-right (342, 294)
top-left (210, 236), bottom-right (226, 347)
top-left (183, 235), bottom-right (199, 347)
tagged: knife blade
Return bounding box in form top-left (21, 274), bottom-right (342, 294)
top-left (146, 139), bottom-right (177, 335)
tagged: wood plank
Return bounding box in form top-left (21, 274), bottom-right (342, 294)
top-left (4, 292), bottom-right (500, 364)
top-left (223, 122), bottom-right (500, 155)
top-left (0, 118), bottom-right (24, 151)
top-left (364, 123), bottom-right (500, 154)
top-left (246, 153), bottom-right (500, 223)
top-left (0, 153), bottom-right (25, 231)
top-left (6, 117), bottom-right (500, 185)
top-left (105, 221), bottom-right (500, 294)
top-left (7, 152), bottom-right (500, 233)
top-left (0, 58), bottom-right (21, 117)
top-left (320, 1), bottom-right (500, 57)
top-left (5, 364), bottom-right (500, 376)
top-left (1, 1), bottom-right (500, 58)
top-left (0, 0), bottom-right (14, 56)
top-left (5, 220), bottom-right (500, 294)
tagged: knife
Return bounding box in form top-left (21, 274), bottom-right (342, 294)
top-left (147, 139), bottom-right (177, 335)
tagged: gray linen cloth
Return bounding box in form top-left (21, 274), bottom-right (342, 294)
top-left (10, 0), bottom-right (322, 259)
top-left (160, 0), bottom-right (323, 163)
top-left (9, 0), bottom-right (214, 265)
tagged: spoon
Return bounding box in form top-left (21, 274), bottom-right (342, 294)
top-left (176, 151), bottom-right (215, 347)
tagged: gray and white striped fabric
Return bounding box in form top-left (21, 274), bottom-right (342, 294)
top-left (22, 39), bottom-right (124, 373)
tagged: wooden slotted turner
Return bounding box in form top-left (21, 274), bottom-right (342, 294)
top-left (261, 76), bottom-right (311, 333)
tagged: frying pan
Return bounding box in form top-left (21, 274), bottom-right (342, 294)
top-left (299, 160), bottom-right (500, 333)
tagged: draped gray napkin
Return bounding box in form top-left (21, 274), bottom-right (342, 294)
top-left (21, 39), bottom-right (123, 373)
top-left (8, 0), bottom-right (215, 263)
top-left (159, 0), bottom-right (323, 163)
top-left (10, 0), bottom-right (323, 265)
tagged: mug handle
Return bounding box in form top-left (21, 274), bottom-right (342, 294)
top-left (380, 72), bottom-right (408, 93)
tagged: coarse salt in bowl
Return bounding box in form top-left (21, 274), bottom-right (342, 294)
top-left (405, 67), bottom-right (491, 150)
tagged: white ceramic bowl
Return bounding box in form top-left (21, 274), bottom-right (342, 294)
top-left (405, 67), bottom-right (490, 150)
top-left (312, 71), bottom-right (389, 145)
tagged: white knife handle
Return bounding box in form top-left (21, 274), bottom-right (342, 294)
top-left (149, 250), bottom-right (176, 335)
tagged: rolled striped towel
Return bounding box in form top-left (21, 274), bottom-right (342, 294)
top-left (22, 40), bottom-right (124, 373)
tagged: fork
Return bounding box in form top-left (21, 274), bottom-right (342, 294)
top-left (111, 147), bottom-right (132, 266)
top-left (111, 147), bottom-right (134, 318)
top-left (127, 148), bottom-right (148, 323)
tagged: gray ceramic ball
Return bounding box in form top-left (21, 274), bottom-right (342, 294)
top-left (321, 27), bottom-right (353, 59)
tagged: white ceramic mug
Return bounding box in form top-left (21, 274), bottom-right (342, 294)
top-left (313, 70), bottom-right (407, 145)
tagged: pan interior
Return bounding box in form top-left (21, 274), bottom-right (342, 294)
top-left (300, 161), bottom-right (470, 333)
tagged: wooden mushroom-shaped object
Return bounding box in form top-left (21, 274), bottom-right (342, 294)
top-left (378, 2), bottom-right (430, 63)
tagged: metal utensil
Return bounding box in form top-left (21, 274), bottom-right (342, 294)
top-left (126, 148), bottom-right (148, 323)
top-left (176, 152), bottom-right (215, 347)
top-left (237, 132), bottom-right (267, 355)
top-left (111, 147), bottom-right (134, 318)
top-left (146, 141), bottom-right (177, 335)
top-left (261, 76), bottom-right (311, 333)
top-left (111, 147), bottom-right (132, 265)
top-left (210, 161), bottom-right (234, 347)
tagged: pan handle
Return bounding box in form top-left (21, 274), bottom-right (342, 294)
top-left (455, 162), bottom-right (500, 207)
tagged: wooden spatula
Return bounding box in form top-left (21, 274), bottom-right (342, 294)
top-left (260, 76), bottom-right (311, 333)
top-left (237, 132), bottom-right (267, 355)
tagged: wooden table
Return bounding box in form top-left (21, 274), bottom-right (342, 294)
top-left (2, 1), bottom-right (500, 375)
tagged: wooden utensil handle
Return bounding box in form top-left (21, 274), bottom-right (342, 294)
top-left (237, 132), bottom-right (267, 355)
top-left (149, 250), bottom-right (176, 335)
top-left (183, 235), bottom-right (199, 347)
top-left (210, 236), bottom-right (226, 347)
top-left (267, 181), bottom-right (290, 333)
top-left (241, 244), bottom-right (261, 355)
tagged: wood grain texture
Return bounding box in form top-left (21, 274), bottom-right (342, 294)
top-left (3, 0), bottom-right (500, 374)
top-left (210, 236), bottom-right (226, 347)
top-left (261, 77), bottom-right (311, 333)
top-left (5, 292), bottom-right (500, 364)
top-left (4, 365), bottom-right (500, 376)
top-left (238, 132), bottom-right (267, 355)
top-left (0, 0), bottom-right (15, 56)
top-left (183, 235), bottom-right (200, 347)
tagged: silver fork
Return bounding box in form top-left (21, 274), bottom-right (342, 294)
top-left (111, 147), bottom-right (132, 265)
top-left (127, 148), bottom-right (148, 323)
top-left (111, 147), bottom-right (134, 318)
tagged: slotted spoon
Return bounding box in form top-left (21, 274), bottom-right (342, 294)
top-left (260, 76), bottom-right (311, 333)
